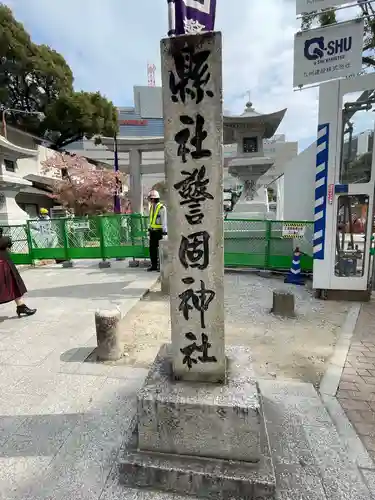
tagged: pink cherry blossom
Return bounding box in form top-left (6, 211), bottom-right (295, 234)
top-left (41, 152), bottom-right (129, 216)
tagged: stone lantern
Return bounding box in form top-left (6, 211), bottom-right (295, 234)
top-left (0, 134), bottom-right (37, 225)
top-left (224, 101), bottom-right (286, 219)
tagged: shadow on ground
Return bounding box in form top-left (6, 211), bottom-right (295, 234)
top-left (26, 281), bottom-right (136, 299)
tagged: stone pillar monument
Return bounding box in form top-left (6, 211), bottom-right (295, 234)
top-left (119, 32), bottom-right (276, 500)
top-left (163, 32), bottom-right (225, 383)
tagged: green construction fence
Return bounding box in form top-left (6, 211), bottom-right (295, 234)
top-left (2, 215), bottom-right (314, 272)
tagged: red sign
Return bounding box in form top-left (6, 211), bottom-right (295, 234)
top-left (328, 183), bottom-right (334, 204)
top-left (119, 119), bottom-right (148, 126)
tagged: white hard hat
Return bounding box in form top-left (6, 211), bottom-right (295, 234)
top-left (149, 190), bottom-right (160, 199)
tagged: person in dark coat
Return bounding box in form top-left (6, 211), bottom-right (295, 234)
top-left (0, 228), bottom-right (36, 317)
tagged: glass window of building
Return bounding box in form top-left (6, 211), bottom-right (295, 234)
top-left (340, 91), bottom-right (374, 184)
top-left (334, 194), bottom-right (369, 278)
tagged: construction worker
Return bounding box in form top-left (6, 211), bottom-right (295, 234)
top-left (39, 207), bottom-right (50, 220)
top-left (30, 208), bottom-right (56, 249)
top-left (147, 190), bottom-right (167, 272)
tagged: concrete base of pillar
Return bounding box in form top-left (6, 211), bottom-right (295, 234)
top-left (99, 260), bottom-right (111, 269)
top-left (62, 260), bottom-right (74, 268)
top-left (119, 344), bottom-right (275, 499)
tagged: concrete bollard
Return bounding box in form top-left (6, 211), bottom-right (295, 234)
top-left (271, 290), bottom-right (295, 318)
top-left (95, 308), bottom-right (122, 361)
top-left (62, 260), bottom-right (74, 268)
top-left (129, 259), bottom-right (140, 268)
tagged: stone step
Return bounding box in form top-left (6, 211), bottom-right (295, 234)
top-left (259, 379), bottom-right (374, 500)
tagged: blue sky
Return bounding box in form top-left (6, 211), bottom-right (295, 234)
top-left (2, 0), bottom-right (368, 151)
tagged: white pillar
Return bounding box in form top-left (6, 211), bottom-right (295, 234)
top-left (161, 31), bottom-right (225, 383)
top-left (129, 148), bottom-right (143, 213)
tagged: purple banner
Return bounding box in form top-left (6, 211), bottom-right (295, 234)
top-left (168, 0), bottom-right (216, 36)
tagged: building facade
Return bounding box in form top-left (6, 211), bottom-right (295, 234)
top-left (68, 86), bottom-right (298, 200)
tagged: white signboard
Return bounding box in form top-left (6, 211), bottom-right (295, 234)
top-left (296, 0), bottom-right (351, 15)
top-left (293, 19), bottom-right (364, 87)
top-left (282, 223), bottom-right (306, 238)
top-left (71, 221), bottom-right (90, 230)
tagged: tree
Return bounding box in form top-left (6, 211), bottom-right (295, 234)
top-left (301, 4), bottom-right (375, 68)
top-left (41, 152), bottom-right (127, 216)
top-left (0, 5), bottom-right (73, 120)
top-left (43, 91), bottom-right (118, 149)
top-left (0, 4), bottom-right (118, 147)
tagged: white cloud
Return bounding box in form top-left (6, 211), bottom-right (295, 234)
top-left (2, 0), bottom-right (370, 150)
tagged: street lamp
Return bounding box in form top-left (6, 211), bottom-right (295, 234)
top-left (1, 108), bottom-right (45, 139)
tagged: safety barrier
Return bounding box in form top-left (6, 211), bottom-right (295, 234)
top-left (2, 215), bottom-right (314, 272)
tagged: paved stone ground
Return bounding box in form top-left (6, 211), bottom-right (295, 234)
top-left (0, 260), bottom-right (158, 500)
top-left (337, 301), bottom-right (375, 463)
top-left (1, 264), bottom-right (372, 499)
top-left (115, 274), bottom-right (349, 385)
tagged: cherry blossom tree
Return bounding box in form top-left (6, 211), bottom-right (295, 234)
top-left (41, 152), bottom-right (128, 216)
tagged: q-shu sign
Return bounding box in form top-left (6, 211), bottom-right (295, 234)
top-left (293, 18), bottom-right (364, 87)
top-left (160, 32), bottom-right (225, 383)
top-left (296, 0), bottom-right (350, 15)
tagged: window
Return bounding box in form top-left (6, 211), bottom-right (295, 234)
top-left (340, 91), bottom-right (374, 184)
top-left (334, 194), bottom-right (369, 277)
top-left (4, 159), bottom-right (15, 172)
top-left (243, 137), bottom-right (258, 153)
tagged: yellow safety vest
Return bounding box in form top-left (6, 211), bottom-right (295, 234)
top-left (149, 202), bottom-right (163, 229)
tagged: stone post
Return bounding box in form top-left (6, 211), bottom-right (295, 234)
top-left (129, 148), bottom-right (143, 214)
top-left (95, 308), bottom-right (122, 361)
top-left (161, 32), bottom-right (225, 383)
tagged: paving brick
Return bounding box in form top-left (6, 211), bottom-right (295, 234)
top-left (345, 410), bottom-right (365, 423)
top-left (340, 398), bottom-right (370, 411)
top-left (337, 390), bottom-right (351, 399)
top-left (351, 345), bottom-right (369, 352)
top-left (360, 410), bottom-right (375, 423)
top-left (339, 381), bottom-right (358, 391)
top-left (353, 391), bottom-right (375, 402)
top-left (342, 367), bottom-right (357, 376)
top-left (362, 351), bottom-right (375, 358)
top-left (354, 422), bottom-right (375, 437)
top-left (339, 390), bottom-right (375, 401)
top-left (360, 376), bottom-right (375, 386)
top-left (350, 361), bottom-right (375, 370)
top-left (341, 373), bottom-right (357, 383)
top-left (362, 436), bottom-right (375, 452)
top-left (362, 342), bottom-right (375, 348)
top-left (356, 369), bottom-right (372, 377)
